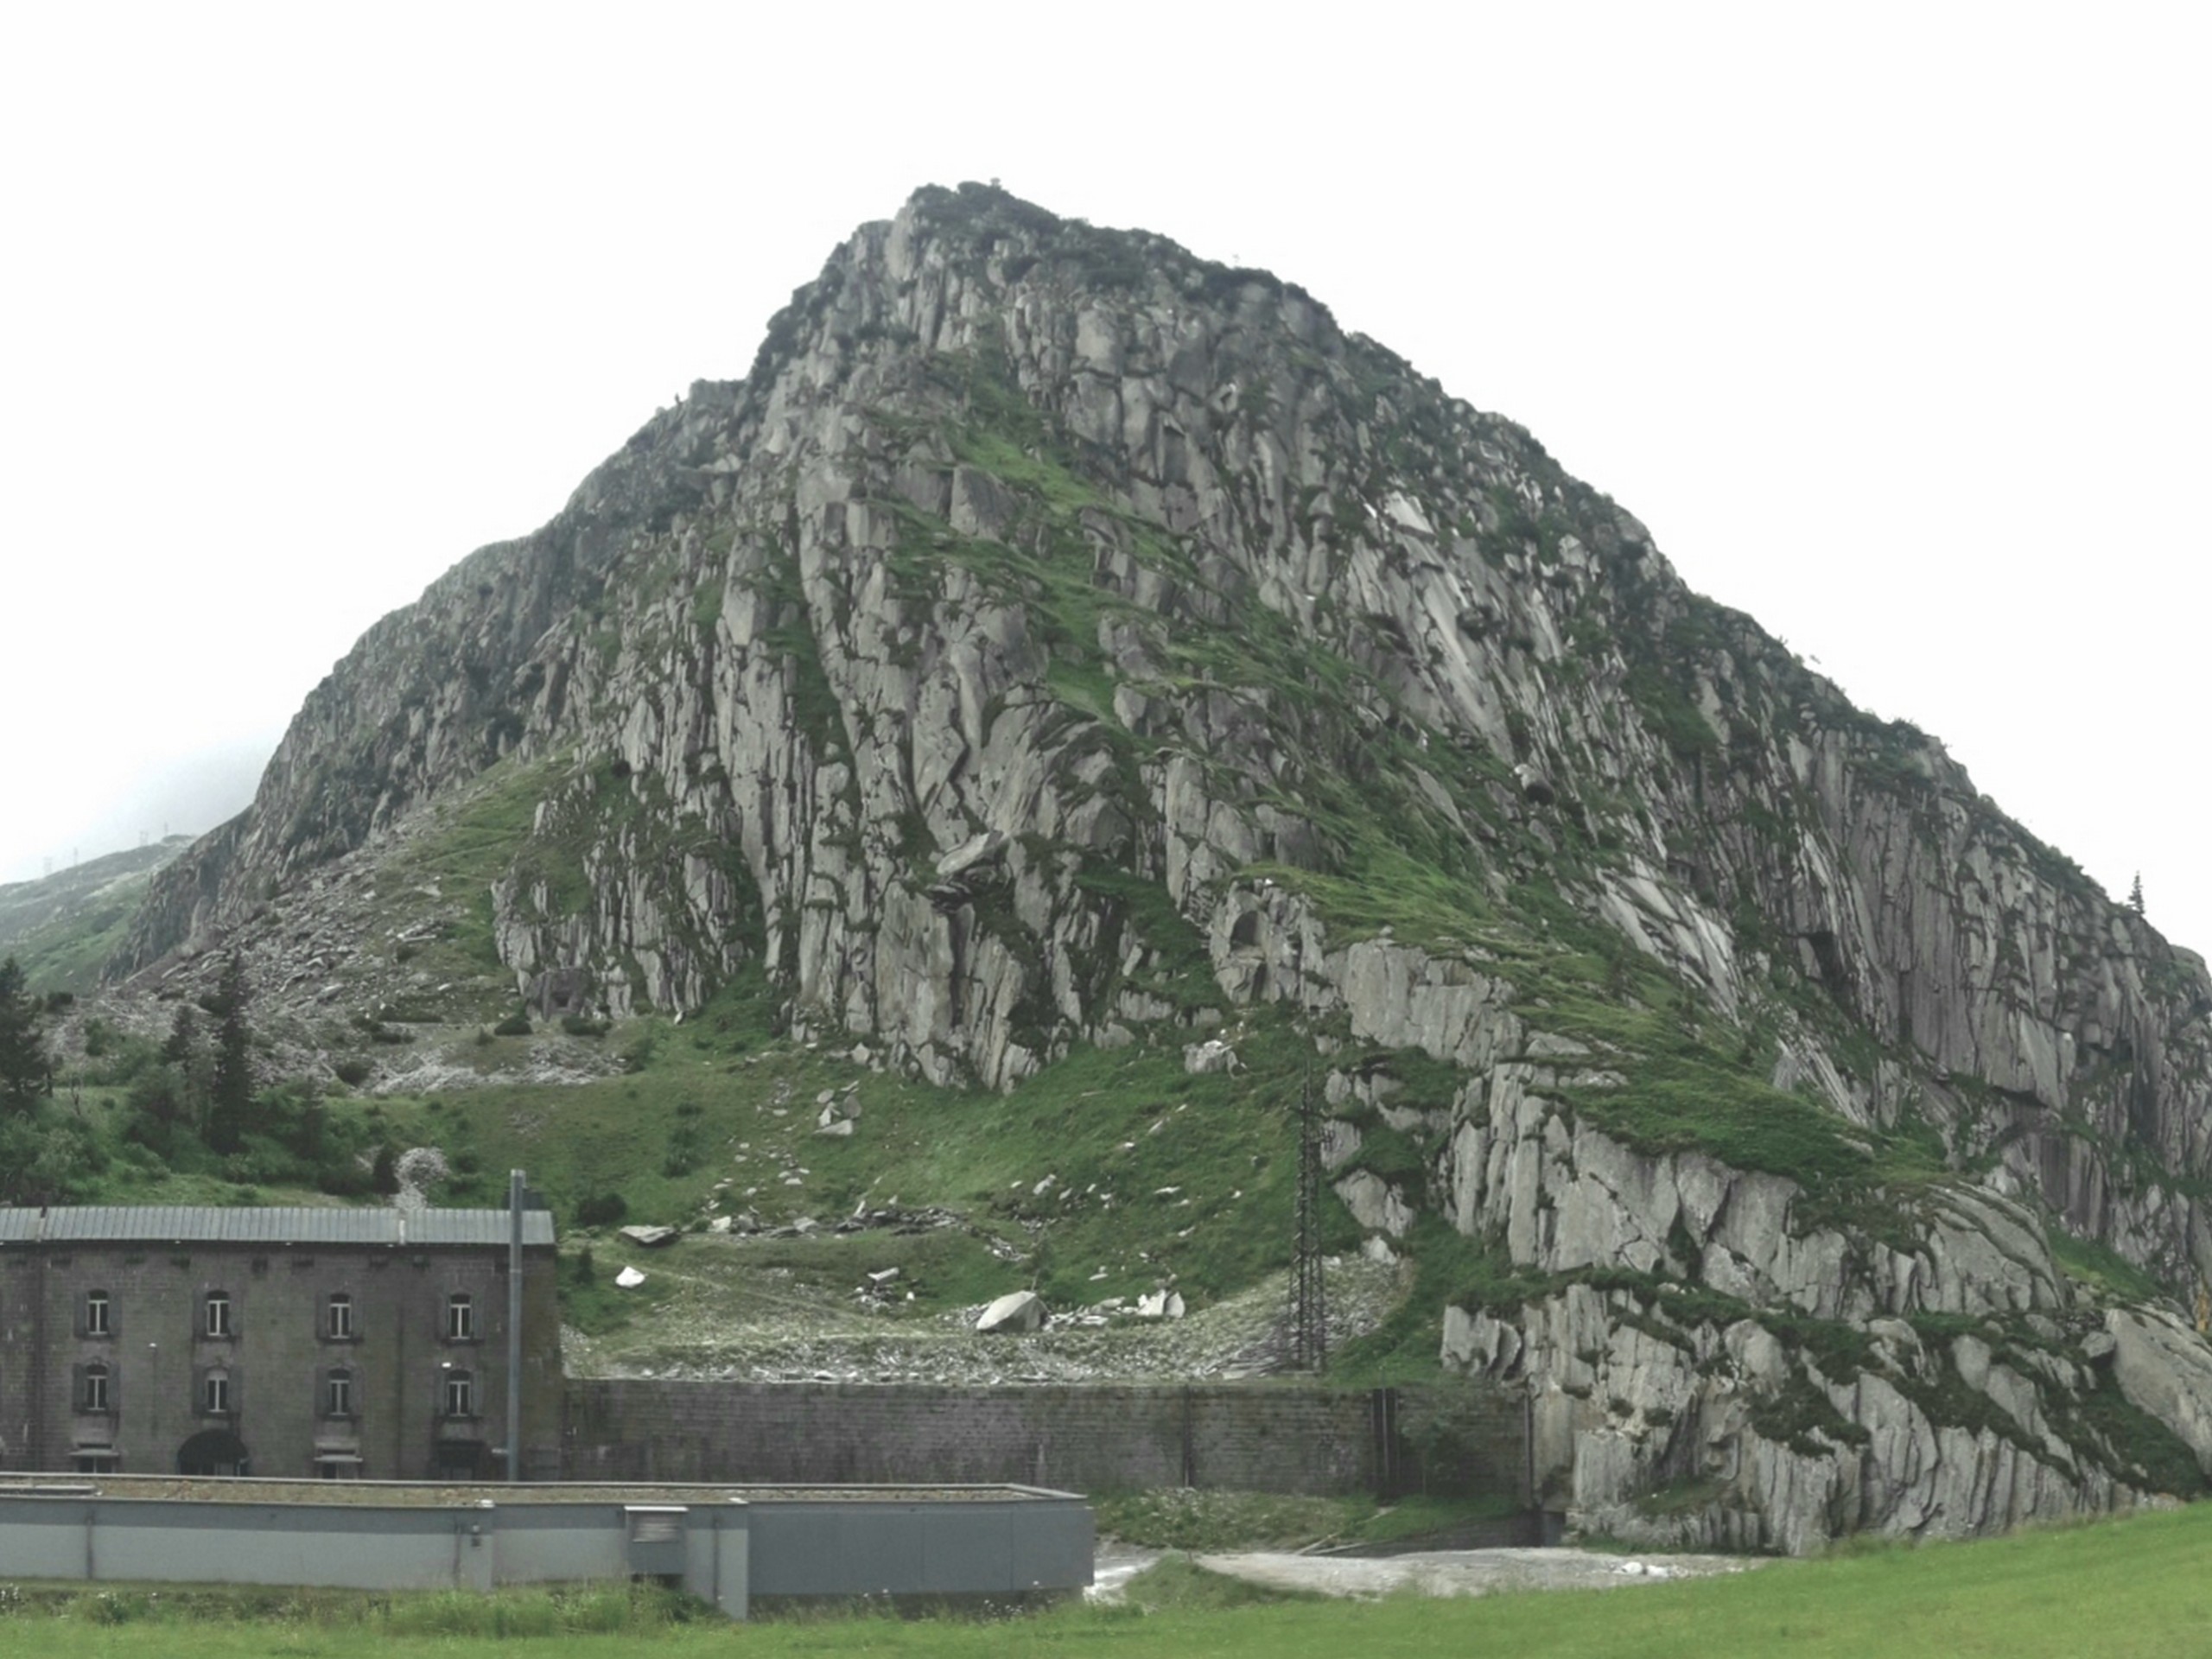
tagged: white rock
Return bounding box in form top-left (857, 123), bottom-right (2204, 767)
top-left (1183, 1039), bottom-right (1240, 1075)
top-left (976, 1290), bottom-right (1046, 1334)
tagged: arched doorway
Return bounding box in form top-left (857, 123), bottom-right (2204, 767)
top-left (176, 1428), bottom-right (250, 1477)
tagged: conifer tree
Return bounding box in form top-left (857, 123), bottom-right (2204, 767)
top-left (205, 953), bottom-right (256, 1153)
top-left (2129, 873), bottom-right (2146, 916)
top-left (0, 957), bottom-right (51, 1115)
top-left (161, 1003), bottom-right (205, 1097)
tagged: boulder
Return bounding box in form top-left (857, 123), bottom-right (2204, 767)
top-left (1184, 1039), bottom-right (1239, 1075)
top-left (618, 1224), bottom-right (680, 1249)
top-left (976, 1290), bottom-right (1046, 1334)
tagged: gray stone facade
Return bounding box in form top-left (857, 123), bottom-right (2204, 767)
top-left (0, 1208), bottom-right (562, 1480)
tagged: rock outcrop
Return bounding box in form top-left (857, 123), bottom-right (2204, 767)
top-left (110, 182), bottom-right (2212, 1548)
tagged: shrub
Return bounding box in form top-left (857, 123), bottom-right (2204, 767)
top-left (493, 1012), bottom-right (533, 1038)
top-left (575, 1192), bottom-right (628, 1228)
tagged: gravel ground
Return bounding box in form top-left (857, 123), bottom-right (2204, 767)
top-left (573, 1254), bottom-right (1409, 1384)
top-left (1189, 1546), bottom-right (1769, 1599)
top-left (1088, 1545), bottom-right (1166, 1601)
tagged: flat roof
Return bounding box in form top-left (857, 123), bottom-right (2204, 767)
top-left (0, 1477), bottom-right (1079, 1507)
top-left (0, 1206), bottom-right (555, 1248)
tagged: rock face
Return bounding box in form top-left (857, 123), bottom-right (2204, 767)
top-left (110, 183), bottom-right (2212, 1548)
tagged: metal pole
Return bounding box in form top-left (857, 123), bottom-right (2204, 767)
top-left (508, 1167), bottom-right (524, 1484)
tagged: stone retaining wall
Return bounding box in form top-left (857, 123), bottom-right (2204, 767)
top-left (563, 1381), bottom-right (1527, 1497)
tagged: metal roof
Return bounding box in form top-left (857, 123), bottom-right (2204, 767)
top-left (0, 1206), bottom-right (553, 1248)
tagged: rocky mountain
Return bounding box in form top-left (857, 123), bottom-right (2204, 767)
top-left (106, 183), bottom-right (2212, 1549)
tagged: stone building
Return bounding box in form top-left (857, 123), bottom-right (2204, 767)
top-left (0, 1206), bottom-right (561, 1479)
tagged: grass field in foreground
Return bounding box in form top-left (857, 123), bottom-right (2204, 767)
top-left (8, 1501), bottom-right (2212, 1657)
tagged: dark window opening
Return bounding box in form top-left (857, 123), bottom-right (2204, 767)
top-left (176, 1428), bottom-right (249, 1478)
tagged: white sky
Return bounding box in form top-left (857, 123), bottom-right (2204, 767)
top-left (2, 4), bottom-right (2206, 957)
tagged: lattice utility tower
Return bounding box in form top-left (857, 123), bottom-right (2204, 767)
top-left (1288, 1063), bottom-right (1327, 1372)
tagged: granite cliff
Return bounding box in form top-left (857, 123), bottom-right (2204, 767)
top-left (112, 184), bottom-right (2212, 1548)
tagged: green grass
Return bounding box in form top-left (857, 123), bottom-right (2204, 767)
top-left (1247, 847), bottom-right (1491, 953)
top-left (12, 1499), bottom-right (2212, 1654)
top-left (352, 754), bottom-right (579, 1020)
top-left (1113, 1554), bottom-right (1318, 1611)
top-left (6, 887), bottom-right (151, 994)
top-left (2046, 1223), bottom-right (2170, 1305)
top-left (353, 977), bottom-right (1349, 1335)
top-left (23, 957), bottom-right (1345, 1344)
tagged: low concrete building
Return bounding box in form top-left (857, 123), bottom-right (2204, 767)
top-left (0, 1206), bottom-right (561, 1479)
top-left (0, 1478), bottom-right (1095, 1618)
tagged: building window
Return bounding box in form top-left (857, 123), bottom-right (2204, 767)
top-left (442, 1368), bottom-right (474, 1417)
top-left (326, 1369), bottom-right (353, 1417)
top-left (316, 1455), bottom-right (362, 1480)
top-left (446, 1293), bottom-right (474, 1341)
top-left (204, 1292), bottom-right (232, 1338)
top-left (203, 1370), bottom-right (231, 1414)
top-left (85, 1291), bottom-right (111, 1337)
top-left (72, 1452), bottom-right (118, 1474)
top-left (82, 1363), bottom-right (110, 1413)
top-left (327, 1294), bottom-right (353, 1340)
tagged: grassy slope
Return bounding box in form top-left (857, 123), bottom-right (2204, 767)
top-left (386, 976), bottom-right (1353, 1344)
top-left (10, 1498), bottom-right (2212, 1656)
top-left (4, 868), bottom-right (166, 995)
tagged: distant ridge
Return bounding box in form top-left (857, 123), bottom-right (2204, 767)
top-left (0, 836), bottom-right (190, 990)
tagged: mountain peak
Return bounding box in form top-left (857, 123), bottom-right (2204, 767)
top-left (96, 187), bottom-right (2212, 1550)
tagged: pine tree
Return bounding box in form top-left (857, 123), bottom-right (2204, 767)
top-left (2129, 873), bottom-right (2146, 916)
top-left (0, 957), bottom-right (52, 1115)
top-left (161, 1003), bottom-right (206, 1100)
top-left (206, 953), bottom-right (256, 1153)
